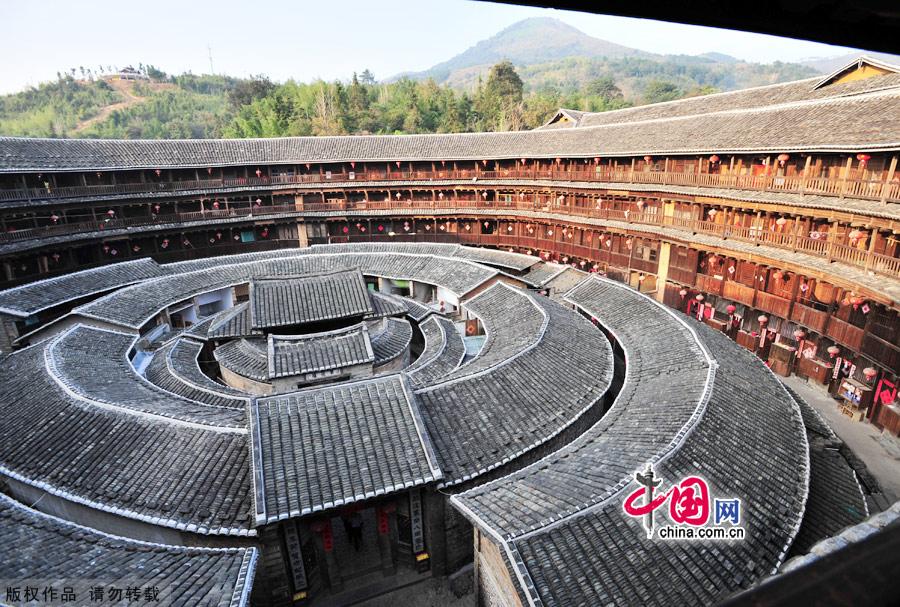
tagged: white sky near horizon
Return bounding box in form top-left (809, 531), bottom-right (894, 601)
top-left (0, 0), bottom-right (869, 95)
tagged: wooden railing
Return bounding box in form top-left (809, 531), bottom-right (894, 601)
top-left (2, 167), bottom-right (899, 204)
top-left (825, 316), bottom-right (865, 350)
top-left (790, 302), bottom-right (829, 333)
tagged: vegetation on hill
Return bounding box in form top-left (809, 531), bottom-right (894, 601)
top-left (0, 17), bottom-right (830, 139)
top-left (0, 76), bottom-right (120, 137)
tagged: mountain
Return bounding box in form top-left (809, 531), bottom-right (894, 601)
top-left (799, 51), bottom-right (900, 74)
top-left (392, 17), bottom-right (652, 84)
top-left (391, 17), bottom-right (818, 95)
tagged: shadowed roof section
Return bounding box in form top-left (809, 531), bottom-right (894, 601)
top-left (0, 258), bottom-right (167, 317)
top-left (250, 374), bottom-right (441, 524)
top-left (0, 493), bottom-right (257, 607)
top-left (249, 269), bottom-right (373, 329)
top-left (0, 344), bottom-right (254, 536)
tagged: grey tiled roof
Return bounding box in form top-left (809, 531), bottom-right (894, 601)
top-left (49, 325), bottom-right (246, 428)
top-left (406, 316), bottom-right (466, 389)
top-left (0, 344), bottom-right (254, 536)
top-left (152, 336), bottom-right (248, 396)
top-left (183, 314), bottom-right (220, 340)
top-left (145, 340), bottom-right (250, 408)
top-left (207, 302), bottom-right (258, 340)
top-left (437, 282), bottom-right (546, 383)
top-left (515, 262), bottom-right (570, 288)
top-left (451, 247), bottom-right (539, 271)
top-left (455, 277), bottom-right (710, 535)
top-left (396, 296), bottom-right (435, 322)
top-left (0, 493), bottom-right (256, 607)
top-left (250, 374), bottom-right (442, 523)
top-left (568, 71), bottom-right (900, 129)
top-left (367, 290), bottom-right (409, 319)
top-left (789, 441), bottom-right (868, 555)
top-left (370, 317), bottom-right (413, 366)
top-left (0, 259), bottom-right (167, 317)
top-left (268, 324), bottom-right (374, 378)
top-left (74, 251), bottom-right (497, 329)
top-left (214, 338), bottom-right (269, 382)
top-left (452, 278), bottom-right (809, 607)
top-left (415, 283), bottom-right (614, 486)
top-left (249, 269), bottom-right (373, 329)
top-left (2, 73), bottom-right (898, 174)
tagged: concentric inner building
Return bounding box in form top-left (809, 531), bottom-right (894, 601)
top-left (1, 56), bottom-right (899, 606)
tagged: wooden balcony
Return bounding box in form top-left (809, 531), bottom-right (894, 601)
top-left (695, 273), bottom-right (724, 295)
top-left (3, 165), bottom-right (898, 205)
top-left (755, 291), bottom-right (792, 318)
top-left (722, 281), bottom-right (755, 307)
top-left (2, 191), bottom-right (899, 283)
top-left (825, 316), bottom-right (865, 350)
top-left (790, 302), bottom-right (829, 333)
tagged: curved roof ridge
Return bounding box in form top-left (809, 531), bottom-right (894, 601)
top-left (414, 281), bottom-right (549, 392)
top-left (44, 324), bottom-right (247, 432)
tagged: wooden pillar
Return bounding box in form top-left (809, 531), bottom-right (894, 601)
top-left (881, 156), bottom-right (898, 203)
top-left (840, 156), bottom-right (854, 198)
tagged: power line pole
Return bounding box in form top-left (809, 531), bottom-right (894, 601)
top-left (207, 45), bottom-right (214, 75)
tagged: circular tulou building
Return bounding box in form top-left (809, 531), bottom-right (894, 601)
top-left (0, 57), bottom-right (899, 607)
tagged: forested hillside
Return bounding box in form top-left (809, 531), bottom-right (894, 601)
top-left (0, 17), bottom-right (843, 140)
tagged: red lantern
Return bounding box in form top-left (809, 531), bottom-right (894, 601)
top-left (212, 201), bottom-right (220, 209)
top-left (777, 153), bottom-right (790, 165)
top-left (50, 214), bottom-right (59, 223)
top-left (161, 239), bottom-right (169, 249)
top-left (153, 204), bottom-right (161, 213)
top-left (726, 304), bottom-right (737, 314)
top-left (793, 329), bottom-right (806, 340)
top-left (342, 226), bottom-right (349, 234)
top-left (483, 221), bottom-right (490, 228)
top-left (377, 225), bottom-right (384, 232)
top-left (482, 159), bottom-right (488, 166)
top-left (106, 209), bottom-right (115, 217)
top-left (758, 315), bottom-right (769, 324)
top-left (102, 244), bottom-right (110, 253)
top-left (709, 155), bottom-right (720, 163)
top-left (827, 345), bottom-right (840, 357)
top-left (679, 289), bottom-right (688, 298)
top-left (350, 161), bottom-right (356, 169)
top-left (555, 158), bottom-right (561, 164)
top-left (695, 294), bottom-right (704, 302)
top-left (863, 367), bottom-right (877, 380)
top-left (215, 231), bottom-right (222, 240)
top-left (776, 217), bottom-right (787, 227)
top-left (644, 155), bottom-right (652, 163)
top-left (154, 169), bottom-right (161, 177)
top-left (51, 253), bottom-right (61, 262)
top-left (132, 245), bottom-right (140, 252)
top-left (856, 153), bottom-right (871, 166)
top-left (594, 157), bottom-right (600, 164)
top-left (255, 199), bottom-right (262, 207)
top-left (396, 161), bottom-right (402, 168)
top-left (255, 168), bottom-right (262, 178)
top-left (207, 167), bottom-right (213, 175)
top-left (261, 228), bottom-right (269, 238)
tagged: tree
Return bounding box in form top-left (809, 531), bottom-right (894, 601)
top-left (227, 75), bottom-right (276, 110)
top-left (476, 61), bottom-right (524, 131)
top-left (643, 80), bottom-right (683, 104)
top-left (586, 76), bottom-right (623, 101)
top-left (359, 69), bottom-right (376, 85)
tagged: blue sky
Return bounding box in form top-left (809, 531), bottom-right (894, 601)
top-left (1, 0), bottom-right (867, 94)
